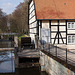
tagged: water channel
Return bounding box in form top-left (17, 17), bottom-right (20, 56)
top-left (0, 41), bottom-right (48, 75)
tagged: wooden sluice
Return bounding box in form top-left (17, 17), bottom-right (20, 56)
top-left (15, 49), bottom-right (40, 68)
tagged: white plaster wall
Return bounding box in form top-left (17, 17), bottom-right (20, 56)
top-left (51, 20), bottom-right (66, 44)
top-left (30, 34), bottom-right (35, 42)
top-left (51, 26), bottom-right (57, 31)
top-left (29, 22), bottom-right (37, 28)
top-left (67, 30), bottom-right (75, 34)
top-left (33, 28), bottom-right (37, 33)
top-left (41, 20), bottom-right (66, 44)
top-left (59, 39), bottom-right (66, 43)
top-left (59, 20), bottom-right (66, 25)
top-left (39, 20), bottom-right (75, 49)
top-left (51, 33), bottom-right (57, 38)
top-left (29, 13), bottom-right (32, 19)
top-left (30, 28), bottom-right (37, 33)
top-left (30, 5), bottom-right (34, 14)
top-left (29, 16), bottom-right (36, 24)
top-left (29, 10), bottom-right (35, 19)
top-left (30, 10), bottom-right (35, 16)
top-left (29, 1), bottom-right (33, 8)
top-left (42, 21), bottom-right (49, 28)
top-left (59, 26), bottom-right (66, 31)
top-left (29, 0), bottom-right (37, 43)
top-left (60, 33), bottom-right (66, 37)
top-left (30, 29), bottom-right (33, 33)
top-left (52, 39), bottom-right (58, 44)
top-left (51, 20), bottom-right (58, 25)
top-left (51, 20), bottom-right (66, 25)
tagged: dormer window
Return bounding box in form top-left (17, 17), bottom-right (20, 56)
top-left (67, 22), bottom-right (75, 29)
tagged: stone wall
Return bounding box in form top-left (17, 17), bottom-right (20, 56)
top-left (39, 51), bottom-right (75, 75)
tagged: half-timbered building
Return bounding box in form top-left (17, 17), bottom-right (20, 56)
top-left (28, 0), bottom-right (75, 49)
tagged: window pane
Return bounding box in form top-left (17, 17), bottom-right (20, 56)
top-left (72, 36), bottom-right (75, 43)
top-left (68, 23), bottom-right (71, 28)
top-left (68, 36), bottom-right (71, 43)
top-left (72, 23), bottom-right (74, 28)
top-left (73, 23), bottom-right (75, 28)
top-left (68, 22), bottom-right (75, 29)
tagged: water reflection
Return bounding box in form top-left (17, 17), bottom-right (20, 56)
top-left (0, 67), bottom-right (48, 75)
top-left (15, 68), bottom-right (48, 75)
top-left (0, 40), bottom-right (48, 75)
top-left (0, 51), bottom-right (48, 75)
top-left (0, 51), bottom-right (15, 73)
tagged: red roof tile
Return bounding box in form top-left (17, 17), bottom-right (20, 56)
top-left (34, 0), bottom-right (75, 19)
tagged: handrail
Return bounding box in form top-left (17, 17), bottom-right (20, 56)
top-left (35, 35), bottom-right (75, 66)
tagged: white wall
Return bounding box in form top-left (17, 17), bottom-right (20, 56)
top-left (39, 20), bottom-right (75, 49)
top-left (42, 21), bottom-right (49, 28)
top-left (29, 0), bottom-right (37, 42)
top-left (41, 21), bottom-right (50, 43)
top-left (39, 20), bottom-right (66, 44)
top-left (51, 20), bottom-right (66, 44)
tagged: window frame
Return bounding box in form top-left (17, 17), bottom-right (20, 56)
top-left (67, 22), bottom-right (75, 29)
top-left (67, 35), bottom-right (75, 44)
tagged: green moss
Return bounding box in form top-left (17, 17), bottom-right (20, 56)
top-left (18, 35), bottom-right (29, 41)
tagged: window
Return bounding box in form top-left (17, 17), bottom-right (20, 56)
top-left (72, 36), bottom-right (75, 43)
top-left (67, 22), bottom-right (75, 29)
top-left (67, 35), bottom-right (75, 44)
top-left (68, 36), bottom-right (71, 43)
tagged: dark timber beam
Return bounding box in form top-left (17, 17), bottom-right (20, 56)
top-left (49, 20), bottom-right (51, 43)
top-left (58, 20), bottom-right (59, 44)
top-left (29, 20), bottom-right (36, 25)
top-left (29, 9), bottom-right (35, 15)
top-left (37, 20), bottom-right (39, 37)
top-left (66, 20), bottom-right (67, 45)
top-left (29, 15), bottom-right (35, 20)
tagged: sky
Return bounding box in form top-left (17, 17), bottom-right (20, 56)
top-left (0, 0), bottom-right (24, 15)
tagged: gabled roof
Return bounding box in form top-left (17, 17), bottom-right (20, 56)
top-left (34, 0), bottom-right (75, 19)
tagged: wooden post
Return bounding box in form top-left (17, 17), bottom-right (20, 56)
top-left (56, 46), bottom-right (57, 57)
top-left (35, 35), bottom-right (38, 50)
top-left (14, 36), bottom-right (18, 48)
top-left (66, 48), bottom-right (67, 63)
top-left (11, 50), bottom-right (13, 72)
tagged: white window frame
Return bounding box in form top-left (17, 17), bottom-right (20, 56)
top-left (67, 22), bottom-right (75, 29)
top-left (67, 35), bottom-right (75, 44)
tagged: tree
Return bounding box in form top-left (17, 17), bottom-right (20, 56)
top-left (0, 9), bottom-right (8, 33)
top-left (10, 0), bottom-right (29, 34)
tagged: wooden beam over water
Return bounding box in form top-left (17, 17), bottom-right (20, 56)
top-left (0, 48), bottom-right (14, 51)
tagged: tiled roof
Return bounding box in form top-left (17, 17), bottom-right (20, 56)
top-left (34, 0), bottom-right (75, 19)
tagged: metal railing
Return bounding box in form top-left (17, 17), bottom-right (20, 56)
top-left (35, 36), bottom-right (75, 66)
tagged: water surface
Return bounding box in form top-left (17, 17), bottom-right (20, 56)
top-left (0, 51), bottom-right (15, 73)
